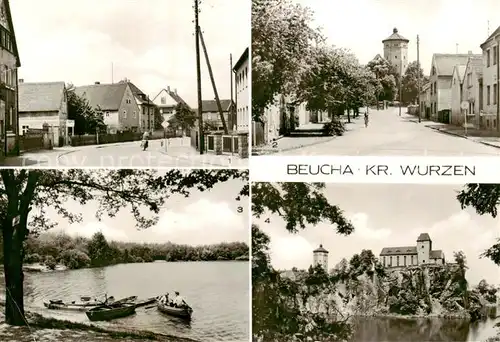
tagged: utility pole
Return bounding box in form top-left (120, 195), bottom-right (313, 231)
top-left (194, 0), bottom-right (204, 154)
top-left (417, 35), bottom-right (421, 123)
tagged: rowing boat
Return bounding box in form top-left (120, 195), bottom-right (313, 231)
top-left (134, 297), bottom-right (157, 308)
top-left (43, 295), bottom-right (137, 311)
top-left (86, 303), bottom-right (136, 321)
top-left (157, 301), bottom-right (193, 319)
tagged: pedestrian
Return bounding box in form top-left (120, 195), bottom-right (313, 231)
top-left (364, 112), bottom-right (369, 127)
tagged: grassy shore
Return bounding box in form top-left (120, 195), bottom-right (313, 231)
top-left (0, 304), bottom-right (198, 342)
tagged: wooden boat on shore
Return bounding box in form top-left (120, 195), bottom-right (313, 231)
top-left (86, 303), bottom-right (136, 321)
top-left (44, 295), bottom-right (137, 311)
top-left (157, 301), bottom-right (193, 319)
top-left (134, 297), bottom-right (157, 308)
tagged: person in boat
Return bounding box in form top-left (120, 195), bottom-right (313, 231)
top-left (172, 291), bottom-right (186, 308)
top-left (159, 293), bottom-right (170, 304)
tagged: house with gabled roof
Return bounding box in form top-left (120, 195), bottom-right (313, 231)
top-left (75, 82), bottom-right (140, 133)
top-left (461, 56), bottom-right (484, 127)
top-left (192, 99), bottom-right (234, 132)
top-left (428, 52), bottom-right (481, 123)
top-left (379, 233), bottom-right (445, 268)
top-left (479, 25), bottom-right (500, 130)
top-left (126, 80), bottom-right (156, 133)
top-left (450, 64), bottom-right (467, 125)
top-left (152, 86), bottom-right (190, 125)
top-left (18, 81), bottom-right (68, 146)
top-left (0, 0), bottom-right (21, 157)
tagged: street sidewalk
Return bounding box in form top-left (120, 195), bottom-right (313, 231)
top-left (403, 113), bottom-right (500, 149)
top-left (253, 116), bottom-right (366, 155)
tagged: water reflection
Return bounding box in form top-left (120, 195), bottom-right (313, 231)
top-left (350, 316), bottom-right (499, 342)
top-left (2, 261), bottom-right (249, 342)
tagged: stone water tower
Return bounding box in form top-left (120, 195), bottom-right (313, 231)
top-left (383, 27), bottom-right (410, 76)
top-left (313, 244), bottom-right (329, 272)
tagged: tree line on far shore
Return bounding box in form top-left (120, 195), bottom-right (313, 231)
top-left (9, 232), bottom-right (249, 270)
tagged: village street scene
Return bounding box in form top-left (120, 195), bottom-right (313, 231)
top-left (0, 0), bottom-right (249, 167)
top-left (252, 0), bottom-right (500, 156)
top-left (0, 169), bottom-right (249, 342)
top-left (252, 182), bottom-right (500, 341)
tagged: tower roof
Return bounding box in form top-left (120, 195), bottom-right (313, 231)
top-left (417, 233), bottom-right (431, 242)
top-left (313, 244), bottom-right (328, 253)
top-left (382, 28), bottom-right (409, 43)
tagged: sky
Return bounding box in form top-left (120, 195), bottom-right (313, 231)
top-left (10, 0), bottom-right (249, 106)
top-left (255, 184), bottom-right (500, 286)
top-left (39, 178), bottom-right (249, 246)
top-left (293, 0), bottom-right (499, 75)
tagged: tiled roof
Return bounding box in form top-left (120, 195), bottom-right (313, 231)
top-left (417, 233), bottom-right (431, 242)
top-left (196, 99), bottom-right (233, 113)
top-left (480, 25), bottom-right (500, 49)
top-left (433, 54), bottom-right (482, 76)
top-left (19, 82), bottom-right (65, 112)
top-left (127, 82), bottom-right (154, 105)
top-left (382, 28), bottom-right (409, 43)
top-left (313, 244), bottom-right (328, 253)
top-left (380, 246), bottom-right (417, 256)
top-left (75, 83), bottom-right (128, 111)
top-left (430, 250), bottom-right (444, 259)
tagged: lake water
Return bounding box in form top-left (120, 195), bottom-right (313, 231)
top-left (350, 316), bottom-right (499, 342)
top-left (1, 261), bottom-right (249, 342)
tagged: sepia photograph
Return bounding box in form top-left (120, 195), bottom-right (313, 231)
top-left (0, 169), bottom-right (249, 342)
top-left (252, 0), bottom-right (500, 157)
top-left (0, 0), bottom-right (249, 168)
top-left (252, 182), bottom-right (500, 341)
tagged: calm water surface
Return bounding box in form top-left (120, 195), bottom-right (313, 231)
top-left (350, 316), bottom-right (499, 342)
top-left (2, 261), bottom-right (249, 342)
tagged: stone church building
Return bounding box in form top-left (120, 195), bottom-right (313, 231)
top-left (379, 233), bottom-right (445, 268)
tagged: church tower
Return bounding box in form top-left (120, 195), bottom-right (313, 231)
top-left (416, 233), bottom-right (431, 265)
top-left (313, 245), bottom-right (329, 272)
top-left (382, 28), bottom-right (409, 75)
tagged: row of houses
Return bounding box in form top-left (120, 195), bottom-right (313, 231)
top-left (420, 26), bottom-right (500, 130)
top-left (0, 0), bottom-right (249, 156)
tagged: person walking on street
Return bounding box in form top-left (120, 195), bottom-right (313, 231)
top-left (364, 112), bottom-right (369, 127)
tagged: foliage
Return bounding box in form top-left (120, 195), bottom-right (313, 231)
top-left (475, 279), bottom-right (498, 304)
top-left (66, 84), bottom-right (105, 135)
top-left (252, 0), bottom-right (320, 121)
top-left (366, 57), bottom-right (398, 102)
top-left (44, 255), bottom-right (56, 270)
top-left (0, 169), bottom-right (248, 326)
top-left (252, 182), bottom-right (355, 234)
top-left (23, 232), bottom-right (248, 270)
top-left (456, 184), bottom-right (500, 265)
top-left (153, 106), bottom-right (164, 130)
top-left (203, 120), bottom-right (219, 132)
top-left (401, 61), bottom-right (428, 104)
top-left (168, 103), bottom-right (197, 135)
top-left (322, 118), bottom-right (345, 136)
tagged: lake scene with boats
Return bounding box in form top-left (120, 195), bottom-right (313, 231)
top-left (1, 261), bottom-right (249, 342)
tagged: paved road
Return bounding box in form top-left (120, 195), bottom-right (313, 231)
top-left (5, 138), bottom-right (247, 168)
top-left (275, 107), bottom-right (500, 156)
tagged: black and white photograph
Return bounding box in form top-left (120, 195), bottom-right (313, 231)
top-left (252, 182), bottom-right (500, 341)
top-left (0, 169), bottom-right (249, 342)
top-left (0, 0), bottom-right (249, 168)
top-left (252, 0), bottom-right (500, 157)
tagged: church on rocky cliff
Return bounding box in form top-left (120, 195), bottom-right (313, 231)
top-left (379, 233), bottom-right (445, 268)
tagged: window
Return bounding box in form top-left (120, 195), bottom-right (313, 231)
top-left (488, 85), bottom-right (491, 105)
top-left (105, 111), bottom-right (110, 117)
top-left (133, 111), bottom-right (136, 118)
top-left (495, 84), bottom-right (498, 105)
top-left (487, 49), bottom-right (491, 67)
top-left (22, 125), bottom-right (29, 134)
top-left (494, 46), bottom-right (498, 65)
top-left (397, 256), bottom-right (400, 266)
top-left (123, 110), bottom-right (127, 118)
top-left (161, 97), bottom-right (166, 105)
top-left (395, 55), bottom-right (397, 59)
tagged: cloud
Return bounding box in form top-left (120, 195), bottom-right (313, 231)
top-left (64, 221), bottom-right (130, 242)
top-left (150, 199), bottom-right (246, 245)
top-left (269, 233), bottom-right (313, 270)
top-left (349, 212), bottom-right (392, 240)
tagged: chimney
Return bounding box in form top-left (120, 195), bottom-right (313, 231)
top-left (174, 88), bottom-right (177, 94)
top-left (19, 79), bottom-right (24, 83)
top-left (95, 81), bottom-right (100, 85)
top-left (167, 86), bottom-right (171, 92)
top-left (468, 50), bottom-right (472, 55)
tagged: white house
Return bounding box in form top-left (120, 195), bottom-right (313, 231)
top-left (479, 25), bottom-right (500, 130)
top-left (461, 56), bottom-right (483, 128)
top-left (233, 47), bottom-right (249, 133)
top-left (379, 233), bottom-right (445, 268)
top-left (450, 64), bottom-right (467, 126)
top-left (152, 86), bottom-right (190, 124)
top-left (18, 81), bottom-right (68, 145)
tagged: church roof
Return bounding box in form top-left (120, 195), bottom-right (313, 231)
top-left (430, 250), bottom-right (444, 259)
top-left (382, 28), bottom-right (409, 43)
top-left (380, 246), bottom-right (417, 256)
top-left (313, 244), bottom-right (328, 253)
top-left (417, 233), bottom-right (431, 242)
